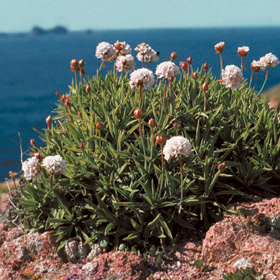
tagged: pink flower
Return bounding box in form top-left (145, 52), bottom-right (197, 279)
top-left (22, 156), bottom-right (41, 181)
top-left (115, 54), bottom-right (136, 73)
top-left (221, 65), bottom-right (243, 90)
top-left (155, 61), bottom-right (180, 79)
top-left (95, 42), bottom-right (116, 61)
top-left (163, 136), bottom-right (192, 161)
top-left (129, 68), bottom-right (155, 89)
top-left (259, 53), bottom-right (279, 69)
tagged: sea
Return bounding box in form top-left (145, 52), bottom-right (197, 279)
top-left (0, 27), bottom-right (280, 181)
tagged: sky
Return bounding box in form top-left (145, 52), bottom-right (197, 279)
top-left (1, 0), bottom-right (280, 33)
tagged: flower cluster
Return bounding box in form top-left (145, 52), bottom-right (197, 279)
top-left (155, 61), bottom-right (180, 79)
top-left (114, 41), bottom-right (132, 56)
top-left (215, 42), bottom-right (225, 53)
top-left (221, 65), bottom-right (243, 90)
top-left (22, 156), bottom-right (41, 181)
top-left (163, 136), bottom-right (192, 161)
top-left (129, 68), bottom-right (155, 89)
top-left (259, 53), bottom-right (279, 69)
top-left (250, 60), bottom-right (264, 73)
top-left (95, 42), bottom-right (116, 61)
top-left (42, 155), bottom-right (67, 176)
top-left (115, 54), bottom-right (136, 73)
top-left (237, 46), bottom-right (250, 57)
top-left (135, 43), bottom-right (159, 63)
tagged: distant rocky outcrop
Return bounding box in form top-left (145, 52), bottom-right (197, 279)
top-left (31, 25), bottom-right (68, 36)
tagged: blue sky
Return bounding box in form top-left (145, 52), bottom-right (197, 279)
top-left (1, 0), bottom-right (280, 32)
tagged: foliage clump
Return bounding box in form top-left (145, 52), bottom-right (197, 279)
top-left (19, 42), bottom-right (280, 252)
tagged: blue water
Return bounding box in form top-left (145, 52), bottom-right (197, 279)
top-left (0, 27), bottom-right (280, 181)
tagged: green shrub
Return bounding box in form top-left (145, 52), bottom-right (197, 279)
top-left (19, 48), bottom-right (280, 253)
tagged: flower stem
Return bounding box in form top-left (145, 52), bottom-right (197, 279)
top-left (160, 144), bottom-right (164, 169)
top-left (203, 90), bottom-right (207, 112)
top-left (241, 57), bottom-right (244, 72)
top-left (178, 155), bottom-right (184, 214)
top-left (258, 68), bottom-right (269, 94)
top-left (220, 53), bottom-right (223, 77)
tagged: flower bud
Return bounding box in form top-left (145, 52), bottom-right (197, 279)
top-left (61, 95), bottom-right (66, 103)
top-left (70, 59), bottom-right (80, 72)
top-left (192, 72), bottom-right (198, 79)
top-left (96, 122), bottom-right (102, 130)
top-left (187, 57), bottom-right (193, 65)
top-left (202, 82), bottom-right (208, 91)
top-left (86, 85), bottom-right (91, 94)
top-left (173, 122), bottom-right (180, 129)
top-left (30, 139), bottom-right (36, 146)
top-left (9, 171), bottom-right (17, 181)
top-left (77, 111), bottom-right (81, 117)
top-left (64, 95), bottom-right (71, 107)
top-left (134, 108), bottom-right (143, 119)
top-left (180, 62), bottom-right (188, 72)
top-left (168, 77), bottom-right (174, 83)
top-left (46, 115), bottom-right (52, 129)
top-left (156, 135), bottom-right (167, 145)
top-left (203, 63), bottom-right (209, 71)
top-left (79, 59), bottom-right (85, 68)
top-left (218, 162), bottom-right (226, 171)
top-left (114, 42), bottom-right (122, 51)
top-left (79, 142), bottom-right (84, 149)
top-left (56, 91), bottom-right (62, 98)
top-left (148, 118), bottom-right (156, 128)
top-left (215, 42), bottom-right (225, 54)
top-left (170, 52), bottom-right (177, 61)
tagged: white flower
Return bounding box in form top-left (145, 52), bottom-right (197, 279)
top-left (95, 42), bottom-right (116, 61)
top-left (42, 155), bottom-right (67, 175)
top-left (114, 41), bottom-right (131, 55)
top-left (250, 60), bottom-right (264, 72)
top-left (221, 65), bottom-right (243, 90)
top-left (129, 68), bottom-right (155, 89)
top-left (115, 54), bottom-right (136, 73)
top-left (233, 257), bottom-right (252, 269)
top-left (22, 156), bottom-right (41, 181)
top-left (237, 46), bottom-right (250, 57)
top-left (259, 53), bottom-right (279, 69)
top-left (163, 136), bottom-right (192, 161)
top-left (215, 42), bottom-right (225, 53)
top-left (135, 43), bottom-right (152, 55)
top-left (136, 49), bottom-right (159, 63)
top-left (135, 43), bottom-right (159, 64)
top-left (155, 61), bottom-right (180, 79)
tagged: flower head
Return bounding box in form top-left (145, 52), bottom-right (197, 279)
top-left (237, 46), bottom-right (250, 57)
top-left (114, 41), bottom-right (131, 55)
top-left (42, 155), bottom-right (67, 176)
top-left (215, 42), bottom-right (225, 53)
top-left (163, 136), bottom-right (192, 161)
top-left (95, 42), bottom-right (116, 61)
top-left (250, 60), bottom-right (264, 73)
top-left (22, 156), bottom-right (41, 181)
top-left (115, 54), bottom-right (136, 73)
top-left (155, 61), bottom-right (180, 79)
top-left (259, 53), bottom-right (279, 69)
top-left (221, 65), bottom-right (243, 90)
top-left (135, 43), bottom-right (159, 63)
top-left (129, 68), bottom-right (155, 89)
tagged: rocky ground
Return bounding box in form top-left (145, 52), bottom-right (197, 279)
top-left (1, 190), bottom-right (280, 279)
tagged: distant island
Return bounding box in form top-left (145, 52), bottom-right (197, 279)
top-left (31, 26), bottom-right (68, 36)
top-left (0, 26), bottom-right (94, 37)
